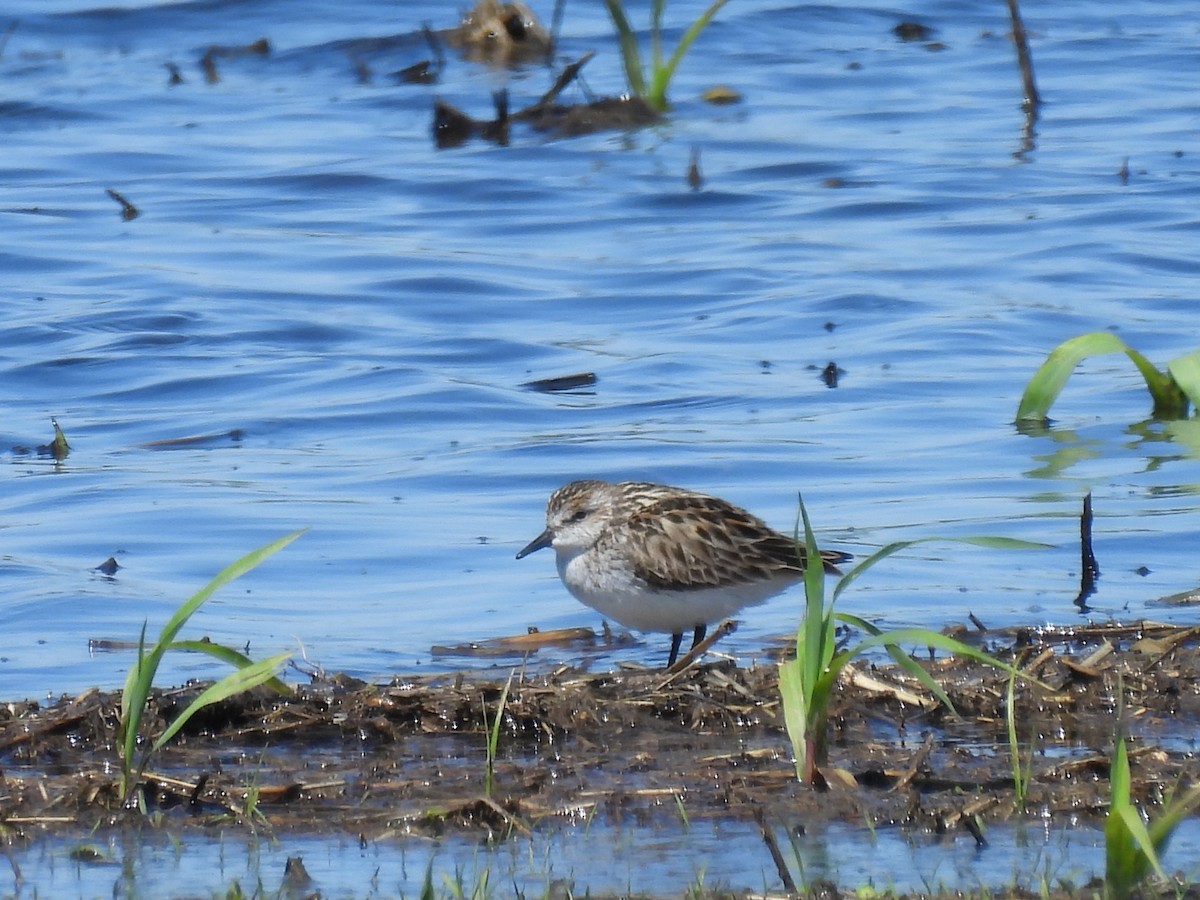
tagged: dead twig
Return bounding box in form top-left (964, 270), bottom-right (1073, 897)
top-left (751, 805), bottom-right (797, 895)
top-left (656, 620), bottom-right (738, 688)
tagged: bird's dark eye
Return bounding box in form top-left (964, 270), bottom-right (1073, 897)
top-left (569, 509), bottom-right (588, 523)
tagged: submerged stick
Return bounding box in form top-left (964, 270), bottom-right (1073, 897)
top-left (752, 806), bottom-right (798, 894)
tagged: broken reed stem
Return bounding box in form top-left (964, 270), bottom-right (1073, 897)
top-left (657, 619), bottom-right (737, 687)
top-left (1005, 0), bottom-right (1040, 111)
top-left (1074, 491), bottom-right (1099, 609)
top-left (752, 806), bottom-right (798, 894)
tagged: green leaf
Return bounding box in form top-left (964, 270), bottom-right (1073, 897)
top-left (777, 659), bottom-right (808, 781)
top-left (1016, 331), bottom-right (1189, 422)
top-left (119, 622), bottom-right (150, 789)
top-left (120, 530), bottom-right (305, 773)
top-left (119, 530), bottom-right (306, 801)
top-left (650, 0), bottom-right (731, 110)
top-left (1167, 349), bottom-right (1200, 411)
top-left (167, 640), bottom-right (291, 695)
top-left (833, 536), bottom-right (1051, 603)
top-left (797, 494), bottom-right (829, 692)
top-left (603, 0), bottom-right (645, 97)
top-left (150, 652), bottom-right (291, 753)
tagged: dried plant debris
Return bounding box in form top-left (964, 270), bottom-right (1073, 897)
top-left (2, 622), bottom-right (1199, 843)
top-left (445, 0), bottom-right (551, 65)
top-left (433, 53), bottom-right (661, 147)
top-left (520, 372), bottom-right (597, 393)
top-left (199, 37), bottom-right (270, 85)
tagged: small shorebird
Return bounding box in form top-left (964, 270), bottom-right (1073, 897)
top-left (516, 480), bottom-right (850, 666)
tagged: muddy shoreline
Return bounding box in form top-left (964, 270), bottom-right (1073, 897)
top-left (1, 620), bottom-right (1198, 895)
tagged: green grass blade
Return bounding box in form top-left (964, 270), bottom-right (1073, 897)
top-left (1017, 332), bottom-right (1130, 422)
top-left (650, 0), bottom-right (665, 73)
top-left (149, 652), bottom-right (291, 753)
top-left (154, 529), bottom-right (307, 652)
top-left (130, 529), bottom-right (305, 717)
top-left (1167, 349), bottom-right (1200, 411)
top-left (167, 640), bottom-right (291, 694)
top-left (120, 622), bottom-right (150, 791)
top-left (484, 669), bottom-right (515, 798)
top-left (1125, 346), bottom-right (1188, 418)
top-left (796, 494), bottom-right (828, 689)
top-left (1147, 785), bottom-right (1200, 856)
top-left (1016, 331), bottom-right (1189, 421)
top-left (832, 536), bottom-right (1051, 603)
top-left (837, 621), bottom-right (1050, 699)
top-left (650, 0), bottom-right (731, 109)
top-left (777, 659), bottom-right (809, 781)
top-left (603, 0), bottom-right (645, 97)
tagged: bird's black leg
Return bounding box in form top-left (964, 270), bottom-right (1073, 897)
top-left (691, 623), bottom-right (707, 650)
top-left (668, 631), bottom-right (683, 667)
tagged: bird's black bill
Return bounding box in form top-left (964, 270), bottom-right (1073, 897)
top-left (515, 528), bottom-right (554, 559)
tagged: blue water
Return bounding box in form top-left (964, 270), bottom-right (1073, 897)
top-left (2, 0), bottom-right (1198, 892)
top-left (11, 816), bottom-right (1200, 898)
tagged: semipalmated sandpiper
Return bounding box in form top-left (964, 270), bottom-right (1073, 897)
top-left (516, 480), bottom-right (850, 666)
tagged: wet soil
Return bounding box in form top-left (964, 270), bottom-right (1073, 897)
top-left (2, 621), bottom-right (1199, 892)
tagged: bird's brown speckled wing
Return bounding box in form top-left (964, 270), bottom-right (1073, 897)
top-left (605, 488), bottom-right (841, 592)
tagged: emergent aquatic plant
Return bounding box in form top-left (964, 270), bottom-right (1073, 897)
top-left (1017, 331), bottom-right (1200, 423)
top-left (482, 668), bottom-right (515, 799)
top-left (1006, 669), bottom-right (1035, 811)
top-left (778, 496), bottom-right (1049, 784)
top-left (1104, 680), bottom-right (1200, 899)
top-left (602, 0), bottom-right (731, 112)
top-left (119, 530), bottom-right (304, 805)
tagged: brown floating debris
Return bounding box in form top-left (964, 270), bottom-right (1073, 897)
top-left (433, 90), bottom-right (509, 149)
top-left (445, 0), bottom-right (551, 66)
top-left (431, 626), bottom-right (597, 658)
top-left (686, 146), bottom-right (703, 191)
top-left (104, 188), bottom-right (138, 222)
top-left (394, 24), bottom-right (445, 84)
top-left (701, 85), bottom-right (741, 105)
top-left (520, 372), bottom-right (597, 393)
top-left (137, 429), bottom-right (244, 450)
top-left (200, 37), bottom-right (270, 84)
top-left (433, 51), bottom-right (663, 147)
top-left (94, 557), bottom-right (120, 577)
top-left (893, 21), bottom-right (934, 42)
top-left (1148, 586), bottom-right (1200, 607)
top-left (820, 361), bottom-right (842, 388)
top-left (396, 59), bottom-right (436, 84)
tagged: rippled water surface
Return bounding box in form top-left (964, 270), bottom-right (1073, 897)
top-left (15, 818), bottom-right (1200, 898)
top-left (3, 0), bottom-right (1199, 891)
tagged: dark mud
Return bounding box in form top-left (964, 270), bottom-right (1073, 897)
top-left (4, 621), bottom-right (1199, 846)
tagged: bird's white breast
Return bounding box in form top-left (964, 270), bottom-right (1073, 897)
top-left (556, 546), bottom-right (798, 634)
